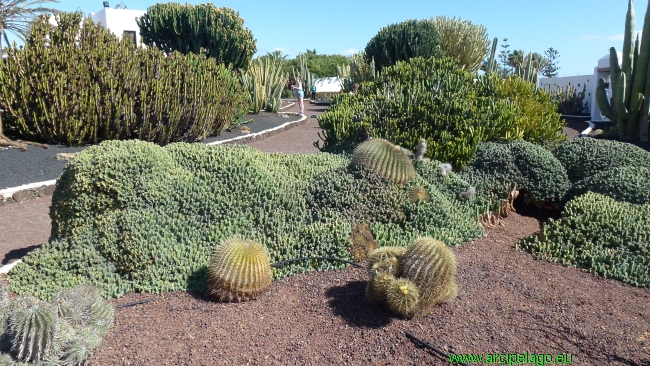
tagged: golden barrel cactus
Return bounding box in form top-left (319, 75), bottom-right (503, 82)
top-left (350, 138), bottom-right (416, 186)
top-left (207, 238), bottom-right (272, 302)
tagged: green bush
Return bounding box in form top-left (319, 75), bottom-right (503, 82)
top-left (517, 192), bottom-right (650, 287)
top-left (566, 166), bottom-right (650, 204)
top-left (0, 12), bottom-right (248, 146)
top-left (318, 57), bottom-right (565, 168)
top-left (552, 137), bottom-right (650, 183)
top-left (462, 140), bottom-right (570, 204)
top-left (9, 140), bottom-right (491, 300)
top-left (364, 20), bottom-right (443, 72)
top-left (137, 3), bottom-right (256, 70)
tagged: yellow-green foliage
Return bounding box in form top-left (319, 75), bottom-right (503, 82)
top-left (0, 12), bottom-right (248, 146)
top-left (517, 192), bottom-right (650, 287)
top-left (242, 52), bottom-right (287, 114)
top-left (207, 238), bottom-right (272, 302)
top-left (318, 57), bottom-right (565, 168)
top-left (429, 16), bottom-right (490, 73)
top-left (400, 237), bottom-right (458, 314)
top-left (350, 138), bottom-right (416, 186)
top-left (8, 140), bottom-right (491, 300)
top-left (495, 76), bottom-right (566, 144)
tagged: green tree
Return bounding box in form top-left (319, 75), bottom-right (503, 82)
top-left (364, 19), bottom-right (443, 72)
top-left (284, 49), bottom-right (349, 77)
top-left (541, 47), bottom-right (560, 78)
top-left (0, 0), bottom-right (58, 150)
top-left (136, 2), bottom-right (256, 70)
top-left (429, 16), bottom-right (490, 73)
top-left (498, 38), bottom-right (512, 78)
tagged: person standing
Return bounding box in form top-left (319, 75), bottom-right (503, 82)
top-left (311, 84), bottom-right (317, 101)
top-left (349, 83), bottom-right (360, 94)
top-left (291, 76), bottom-right (304, 115)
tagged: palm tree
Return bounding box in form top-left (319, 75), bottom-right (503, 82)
top-left (0, 0), bottom-right (57, 150)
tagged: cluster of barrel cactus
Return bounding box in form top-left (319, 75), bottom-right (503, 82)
top-left (0, 283), bottom-right (113, 365)
top-left (366, 238), bottom-right (458, 318)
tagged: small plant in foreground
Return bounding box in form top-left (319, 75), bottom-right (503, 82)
top-left (207, 237), bottom-right (272, 302)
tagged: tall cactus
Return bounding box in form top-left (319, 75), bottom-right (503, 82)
top-left (241, 52), bottom-right (287, 114)
top-left (137, 3), bottom-right (257, 70)
top-left (596, 0), bottom-right (650, 140)
top-left (483, 37), bottom-right (499, 74)
top-left (292, 53), bottom-right (315, 99)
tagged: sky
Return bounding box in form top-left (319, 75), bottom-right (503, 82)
top-left (20, 0), bottom-right (648, 77)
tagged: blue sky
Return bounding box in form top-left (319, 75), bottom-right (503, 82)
top-left (26, 0), bottom-right (647, 77)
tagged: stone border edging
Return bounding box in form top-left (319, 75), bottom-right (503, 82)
top-left (0, 112), bottom-right (308, 206)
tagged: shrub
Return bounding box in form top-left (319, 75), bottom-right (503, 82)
top-left (0, 12), bottom-right (248, 146)
top-left (364, 20), bottom-right (443, 72)
top-left (517, 192), bottom-right (650, 287)
top-left (317, 57), bottom-right (565, 168)
top-left (9, 140), bottom-right (491, 300)
top-left (463, 140), bottom-right (570, 204)
top-left (429, 16), bottom-right (490, 73)
top-left (566, 166), bottom-right (650, 204)
top-left (137, 3), bottom-right (256, 70)
top-left (552, 137), bottom-right (650, 183)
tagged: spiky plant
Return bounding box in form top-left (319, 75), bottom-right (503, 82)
top-left (408, 186), bottom-right (431, 203)
top-left (348, 223), bottom-right (378, 261)
top-left (207, 237), bottom-right (272, 302)
top-left (9, 296), bottom-right (57, 363)
top-left (350, 138), bottom-right (416, 186)
top-left (365, 272), bottom-right (395, 304)
top-left (367, 246), bottom-right (406, 275)
top-left (58, 325), bottom-right (102, 366)
top-left (384, 277), bottom-right (420, 318)
top-left (400, 237), bottom-right (458, 314)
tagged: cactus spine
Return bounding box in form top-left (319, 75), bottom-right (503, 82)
top-left (207, 237), bottom-right (272, 302)
top-left (350, 138), bottom-right (416, 186)
top-left (400, 238), bottom-right (458, 314)
top-left (9, 297), bottom-right (56, 362)
top-left (596, 0), bottom-right (650, 140)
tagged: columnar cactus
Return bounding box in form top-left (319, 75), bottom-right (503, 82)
top-left (207, 237), bottom-right (273, 302)
top-left (596, 0), bottom-right (650, 140)
top-left (350, 138), bottom-right (416, 186)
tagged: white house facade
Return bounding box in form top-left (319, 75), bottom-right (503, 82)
top-left (88, 4), bottom-right (146, 47)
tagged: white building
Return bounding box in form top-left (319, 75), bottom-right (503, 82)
top-left (88, 3), bottom-right (146, 47)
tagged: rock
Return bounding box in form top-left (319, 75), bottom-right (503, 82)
top-left (44, 185), bottom-right (56, 195)
top-left (56, 152), bottom-right (79, 160)
top-left (239, 126), bottom-right (251, 134)
top-left (12, 190), bottom-right (29, 203)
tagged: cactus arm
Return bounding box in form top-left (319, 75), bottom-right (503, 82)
top-left (614, 72), bottom-right (630, 120)
top-left (640, 57), bottom-right (650, 141)
top-left (622, 0), bottom-right (635, 76)
top-left (610, 47), bottom-right (621, 99)
top-left (596, 78), bottom-right (617, 121)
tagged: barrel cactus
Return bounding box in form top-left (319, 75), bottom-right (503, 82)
top-left (207, 237), bottom-right (273, 302)
top-left (9, 296), bottom-right (57, 362)
top-left (350, 138), bottom-right (416, 186)
top-left (367, 246), bottom-right (407, 276)
top-left (384, 277), bottom-right (420, 318)
top-left (365, 272), bottom-right (395, 304)
top-left (408, 186), bottom-right (431, 203)
top-left (400, 237), bottom-right (458, 314)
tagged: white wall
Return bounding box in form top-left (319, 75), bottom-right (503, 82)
top-left (89, 8), bottom-right (146, 46)
top-left (538, 75), bottom-right (594, 114)
top-left (313, 77), bottom-right (342, 93)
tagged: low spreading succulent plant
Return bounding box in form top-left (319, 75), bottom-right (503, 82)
top-left (350, 138), bottom-right (416, 186)
top-left (207, 237), bottom-right (273, 302)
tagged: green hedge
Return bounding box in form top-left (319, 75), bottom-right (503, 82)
top-left (462, 140), bottom-right (570, 204)
top-left (9, 140), bottom-right (490, 300)
top-left (317, 57), bottom-right (565, 169)
top-left (552, 137), bottom-right (650, 183)
top-left (517, 192), bottom-right (650, 287)
top-left (0, 12), bottom-right (248, 146)
top-left (566, 166), bottom-right (650, 204)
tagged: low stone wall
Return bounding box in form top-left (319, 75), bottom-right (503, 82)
top-left (0, 183), bottom-right (56, 206)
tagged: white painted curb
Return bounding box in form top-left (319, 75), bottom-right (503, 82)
top-left (580, 120), bottom-right (596, 137)
top-left (0, 259), bottom-right (21, 274)
top-left (206, 113), bottom-right (307, 146)
top-left (0, 180), bottom-right (57, 201)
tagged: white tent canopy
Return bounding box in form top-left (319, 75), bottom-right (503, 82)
top-left (312, 77), bottom-right (342, 93)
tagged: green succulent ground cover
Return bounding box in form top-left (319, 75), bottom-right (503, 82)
top-left (8, 140), bottom-right (492, 300)
top-left (517, 192), bottom-right (650, 287)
